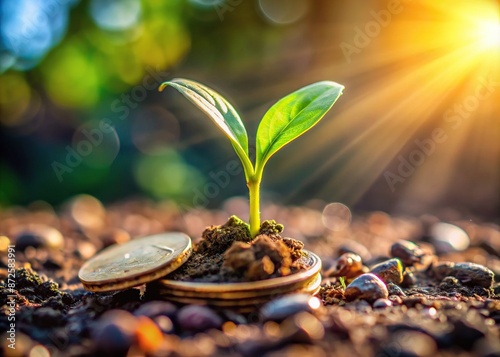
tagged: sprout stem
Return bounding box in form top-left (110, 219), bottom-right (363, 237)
top-left (248, 178), bottom-right (261, 238)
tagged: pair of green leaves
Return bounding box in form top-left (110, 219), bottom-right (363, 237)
top-left (159, 78), bottom-right (344, 182)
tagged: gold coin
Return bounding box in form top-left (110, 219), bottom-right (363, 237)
top-left (152, 249), bottom-right (321, 310)
top-left (79, 233), bottom-right (192, 292)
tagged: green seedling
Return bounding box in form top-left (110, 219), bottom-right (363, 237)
top-left (339, 276), bottom-right (347, 290)
top-left (159, 79), bottom-right (344, 238)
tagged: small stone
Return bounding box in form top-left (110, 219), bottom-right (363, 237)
top-left (401, 269), bottom-right (417, 288)
top-left (433, 262), bottom-right (495, 288)
top-left (76, 241), bottom-right (96, 260)
top-left (177, 305), bottom-right (223, 332)
top-left (153, 316), bottom-right (174, 334)
top-left (344, 273), bottom-right (388, 303)
top-left (380, 330), bottom-right (437, 357)
top-left (370, 258), bottom-right (403, 284)
top-left (220, 309), bottom-right (247, 325)
top-left (134, 301), bottom-right (177, 319)
top-left (438, 276), bottom-right (462, 290)
top-left (430, 222), bottom-right (470, 254)
top-left (373, 298), bottom-right (392, 308)
top-left (337, 240), bottom-right (372, 262)
top-left (452, 310), bottom-right (487, 349)
top-left (29, 345), bottom-right (51, 357)
top-left (14, 224), bottom-right (64, 251)
top-left (281, 312), bottom-right (324, 343)
top-left (388, 295), bottom-right (403, 305)
top-left (390, 240), bottom-right (426, 266)
top-left (15, 232), bottom-right (44, 251)
top-left (68, 194), bottom-right (106, 230)
top-left (92, 310), bottom-right (137, 355)
top-left (260, 294), bottom-right (322, 322)
top-left (387, 283), bottom-right (406, 297)
top-left (135, 316), bottom-right (163, 354)
top-left (325, 253), bottom-right (365, 279)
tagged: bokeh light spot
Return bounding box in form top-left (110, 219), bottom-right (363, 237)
top-left (43, 41), bottom-right (100, 108)
top-left (72, 121), bottom-right (120, 168)
top-left (0, 73), bottom-right (31, 126)
top-left (322, 202), bottom-right (352, 231)
top-left (134, 149), bottom-right (203, 200)
top-left (258, 0), bottom-right (309, 25)
top-left (89, 0), bottom-right (141, 31)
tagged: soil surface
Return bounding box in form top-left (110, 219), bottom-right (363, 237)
top-left (0, 195), bottom-right (499, 357)
top-left (167, 216), bottom-right (307, 282)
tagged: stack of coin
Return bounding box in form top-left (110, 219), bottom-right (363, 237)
top-left (79, 233), bottom-right (321, 310)
top-left (152, 250), bottom-right (321, 311)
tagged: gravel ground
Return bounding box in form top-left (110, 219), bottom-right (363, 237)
top-left (0, 195), bottom-right (499, 357)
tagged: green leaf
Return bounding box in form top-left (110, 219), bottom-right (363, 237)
top-left (255, 81), bottom-right (344, 174)
top-left (159, 78), bottom-right (254, 178)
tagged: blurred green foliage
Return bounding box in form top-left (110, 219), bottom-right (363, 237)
top-left (0, 0), bottom-right (297, 208)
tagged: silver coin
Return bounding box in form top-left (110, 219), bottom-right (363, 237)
top-left (79, 233), bottom-right (192, 292)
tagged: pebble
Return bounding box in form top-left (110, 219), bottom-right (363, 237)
top-left (438, 276), bottom-right (462, 290)
top-left (68, 194), bottom-right (106, 230)
top-left (337, 240), bottom-right (372, 262)
top-left (390, 240), bottom-right (425, 266)
top-left (430, 222), bottom-right (470, 254)
top-left (373, 298), bottom-right (392, 308)
top-left (370, 258), bottom-right (403, 284)
top-left (452, 310), bottom-right (487, 349)
top-left (135, 316), bottom-right (163, 353)
top-left (344, 273), bottom-right (388, 303)
top-left (281, 312), bottom-right (325, 343)
top-left (76, 241), bottom-right (96, 260)
top-left (260, 294), bottom-right (322, 322)
top-left (220, 309), bottom-right (248, 325)
top-left (92, 310), bottom-right (137, 355)
top-left (154, 315), bottom-right (174, 334)
top-left (380, 330), bottom-right (437, 357)
top-left (177, 305), bottom-right (223, 332)
top-left (325, 253), bottom-right (365, 278)
top-left (14, 224), bottom-right (64, 251)
top-left (401, 269), bottom-right (417, 287)
top-left (387, 283), bottom-right (406, 297)
top-left (133, 301), bottom-right (177, 319)
top-left (433, 262), bottom-right (495, 288)
top-left (388, 295), bottom-right (403, 305)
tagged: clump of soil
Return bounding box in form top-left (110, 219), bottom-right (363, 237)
top-left (166, 215), bottom-right (308, 282)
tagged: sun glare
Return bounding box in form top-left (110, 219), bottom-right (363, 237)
top-left (274, 0), bottom-right (499, 214)
top-left (476, 20), bottom-right (500, 49)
